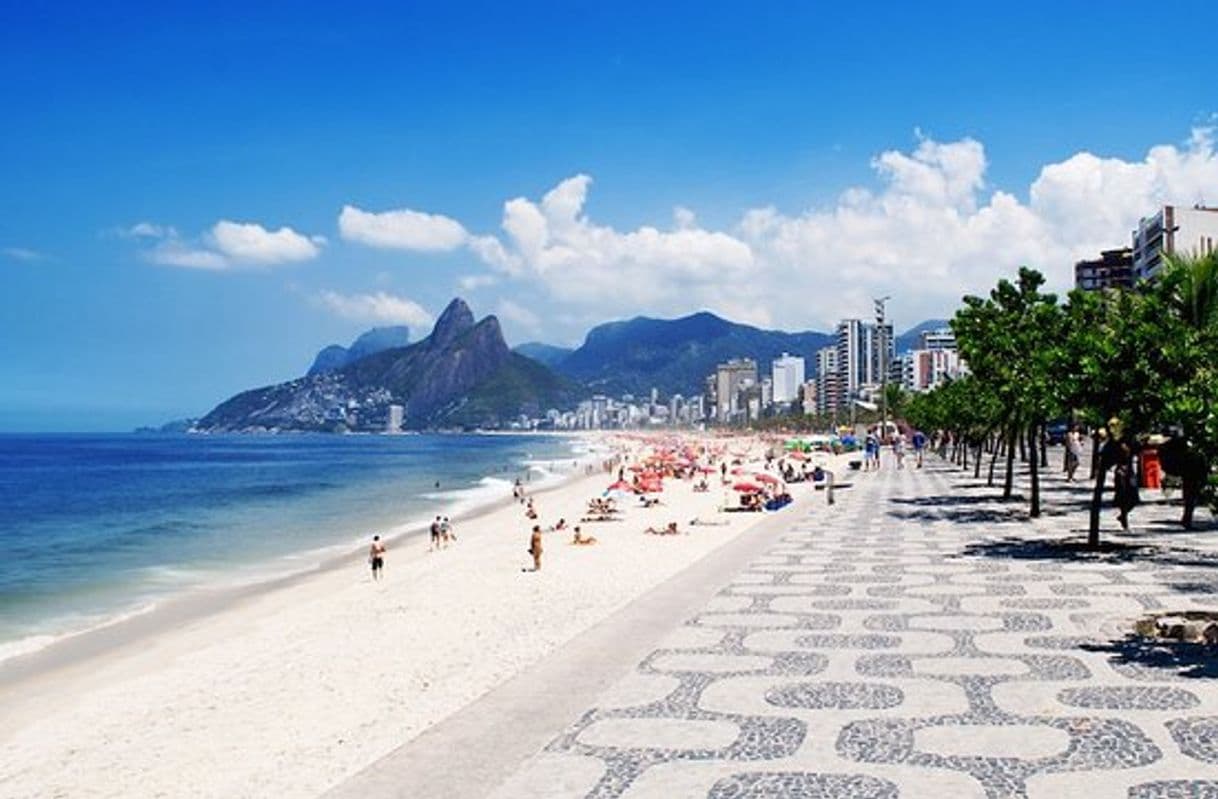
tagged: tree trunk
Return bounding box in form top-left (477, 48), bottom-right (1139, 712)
top-left (988, 434), bottom-right (1001, 487)
top-left (1019, 432), bottom-right (1027, 463)
top-left (1003, 426), bottom-right (1017, 500)
top-left (974, 444), bottom-right (983, 479)
top-left (1039, 425), bottom-right (1049, 468)
top-left (962, 440), bottom-right (969, 470)
top-left (1088, 460), bottom-right (1106, 549)
top-left (1029, 424), bottom-right (1041, 518)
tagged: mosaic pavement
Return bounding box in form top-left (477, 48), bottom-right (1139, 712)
top-left (492, 459), bottom-right (1218, 798)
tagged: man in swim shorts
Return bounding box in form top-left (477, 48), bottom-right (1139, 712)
top-left (430, 516), bottom-right (442, 551)
top-left (369, 535), bottom-right (386, 580)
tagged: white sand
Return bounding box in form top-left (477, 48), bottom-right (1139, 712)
top-left (0, 433), bottom-right (833, 798)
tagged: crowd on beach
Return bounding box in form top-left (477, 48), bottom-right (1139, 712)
top-left (364, 432), bottom-right (850, 579)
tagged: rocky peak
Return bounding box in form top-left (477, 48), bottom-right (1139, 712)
top-left (429, 298), bottom-right (476, 348)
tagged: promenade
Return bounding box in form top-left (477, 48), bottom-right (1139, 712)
top-left (336, 456), bottom-right (1218, 798)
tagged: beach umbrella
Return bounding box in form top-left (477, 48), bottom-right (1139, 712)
top-left (754, 473), bottom-right (780, 485)
top-left (733, 482), bottom-right (762, 493)
top-left (787, 451), bottom-right (808, 461)
top-left (607, 479), bottom-right (633, 491)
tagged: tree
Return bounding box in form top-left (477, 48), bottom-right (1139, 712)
top-left (953, 268), bottom-right (1064, 516)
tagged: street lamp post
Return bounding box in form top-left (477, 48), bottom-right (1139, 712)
top-left (874, 296), bottom-right (890, 442)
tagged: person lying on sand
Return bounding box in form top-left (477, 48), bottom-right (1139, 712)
top-left (571, 526), bottom-right (597, 545)
top-left (553, 517), bottom-right (567, 531)
top-left (580, 513), bottom-right (622, 523)
top-left (644, 521), bottom-right (681, 535)
top-left (689, 517), bottom-right (729, 526)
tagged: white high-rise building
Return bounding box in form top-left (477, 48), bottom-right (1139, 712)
top-left (918, 328), bottom-right (956, 352)
top-left (836, 319), bottom-right (893, 398)
top-left (386, 404), bottom-right (404, 434)
top-left (815, 345), bottom-right (841, 416)
top-left (770, 352), bottom-right (805, 404)
top-left (715, 359), bottom-right (758, 422)
top-left (1133, 205), bottom-right (1218, 281)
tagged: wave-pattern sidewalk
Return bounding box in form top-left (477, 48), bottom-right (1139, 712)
top-left (490, 461), bottom-right (1218, 798)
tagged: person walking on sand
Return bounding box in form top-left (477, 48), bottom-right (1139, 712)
top-left (429, 516), bottom-right (442, 551)
top-left (369, 535), bottom-right (386, 580)
top-left (528, 524), bottom-right (543, 571)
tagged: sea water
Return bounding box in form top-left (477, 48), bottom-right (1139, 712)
top-left (0, 432), bottom-right (584, 662)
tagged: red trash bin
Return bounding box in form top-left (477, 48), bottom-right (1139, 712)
top-left (1140, 448), bottom-right (1161, 489)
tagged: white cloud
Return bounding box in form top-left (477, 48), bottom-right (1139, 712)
top-left (132, 220), bottom-right (322, 270)
top-left (494, 298), bottom-right (541, 330)
top-left (124, 222), bottom-right (174, 239)
top-left (335, 125), bottom-right (1218, 332)
top-left (3, 247), bottom-right (46, 262)
top-left (315, 290), bottom-right (434, 328)
top-left (481, 127), bottom-right (1218, 328)
top-left (458, 273), bottom-right (499, 291)
top-left (149, 242), bottom-right (229, 270)
top-left (338, 204), bottom-right (468, 251)
top-left (209, 221), bottom-right (321, 263)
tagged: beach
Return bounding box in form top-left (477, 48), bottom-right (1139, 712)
top-left (0, 432), bottom-right (840, 798)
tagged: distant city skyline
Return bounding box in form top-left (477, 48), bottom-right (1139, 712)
top-left (3, 2), bottom-right (1218, 430)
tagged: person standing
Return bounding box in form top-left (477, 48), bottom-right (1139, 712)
top-left (1100, 419), bottom-right (1139, 529)
top-left (1065, 427), bottom-right (1083, 482)
top-left (440, 516), bottom-right (455, 546)
top-left (429, 516), bottom-right (442, 551)
top-left (893, 432), bottom-right (907, 470)
top-left (369, 535), bottom-right (386, 580)
top-left (912, 429), bottom-right (926, 468)
top-left (528, 524), bottom-right (543, 572)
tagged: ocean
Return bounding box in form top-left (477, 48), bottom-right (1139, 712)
top-left (0, 432), bottom-right (586, 662)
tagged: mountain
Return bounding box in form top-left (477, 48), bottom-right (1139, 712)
top-left (307, 326), bottom-right (411, 375)
top-left (895, 319), bottom-right (951, 354)
top-left (513, 341), bottom-right (574, 368)
top-left (197, 299), bottom-right (577, 432)
top-left (555, 311), bottom-right (835, 397)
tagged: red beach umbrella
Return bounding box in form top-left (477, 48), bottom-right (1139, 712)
top-left (733, 482), bottom-right (762, 493)
top-left (607, 480), bottom-right (633, 491)
top-left (755, 474), bottom-right (780, 485)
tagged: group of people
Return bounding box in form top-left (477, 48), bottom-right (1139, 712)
top-left (429, 515), bottom-right (456, 551)
top-left (862, 428), bottom-right (927, 471)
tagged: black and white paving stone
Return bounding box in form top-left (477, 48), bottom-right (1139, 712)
top-left (492, 459), bottom-right (1218, 798)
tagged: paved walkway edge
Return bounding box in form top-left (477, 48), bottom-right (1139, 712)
top-left (323, 497), bottom-right (829, 799)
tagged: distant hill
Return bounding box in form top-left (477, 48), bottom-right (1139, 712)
top-left (513, 341), bottom-right (574, 369)
top-left (895, 319), bottom-right (951, 354)
top-left (555, 311), bottom-right (835, 397)
top-left (198, 299), bottom-right (577, 432)
top-left (307, 326), bottom-right (411, 375)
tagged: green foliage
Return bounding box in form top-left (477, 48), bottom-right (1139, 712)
top-left (920, 253), bottom-right (1218, 526)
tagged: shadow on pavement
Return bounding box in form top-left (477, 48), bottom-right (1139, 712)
top-left (1082, 635), bottom-right (1218, 680)
top-left (953, 536), bottom-right (1218, 572)
top-left (954, 537), bottom-right (1153, 562)
top-left (889, 507), bottom-right (1027, 525)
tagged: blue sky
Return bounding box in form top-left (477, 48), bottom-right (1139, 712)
top-left (3, 1), bottom-right (1218, 431)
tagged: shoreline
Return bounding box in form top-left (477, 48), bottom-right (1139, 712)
top-left (0, 432), bottom-right (838, 798)
top-left (0, 433), bottom-right (603, 675)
